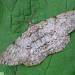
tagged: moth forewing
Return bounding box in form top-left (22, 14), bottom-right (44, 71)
top-left (0, 10), bottom-right (75, 66)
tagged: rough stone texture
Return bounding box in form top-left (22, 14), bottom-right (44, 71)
top-left (0, 10), bottom-right (75, 66)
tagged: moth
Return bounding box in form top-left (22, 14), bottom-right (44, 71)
top-left (0, 10), bottom-right (75, 66)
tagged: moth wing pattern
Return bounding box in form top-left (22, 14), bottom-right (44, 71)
top-left (0, 10), bottom-right (75, 66)
top-left (0, 44), bottom-right (30, 65)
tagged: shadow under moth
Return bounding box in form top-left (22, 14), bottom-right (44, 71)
top-left (0, 10), bottom-right (75, 66)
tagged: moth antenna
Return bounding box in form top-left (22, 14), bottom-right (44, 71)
top-left (16, 20), bottom-right (29, 24)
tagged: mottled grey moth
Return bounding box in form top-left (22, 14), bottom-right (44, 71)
top-left (0, 10), bottom-right (75, 66)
